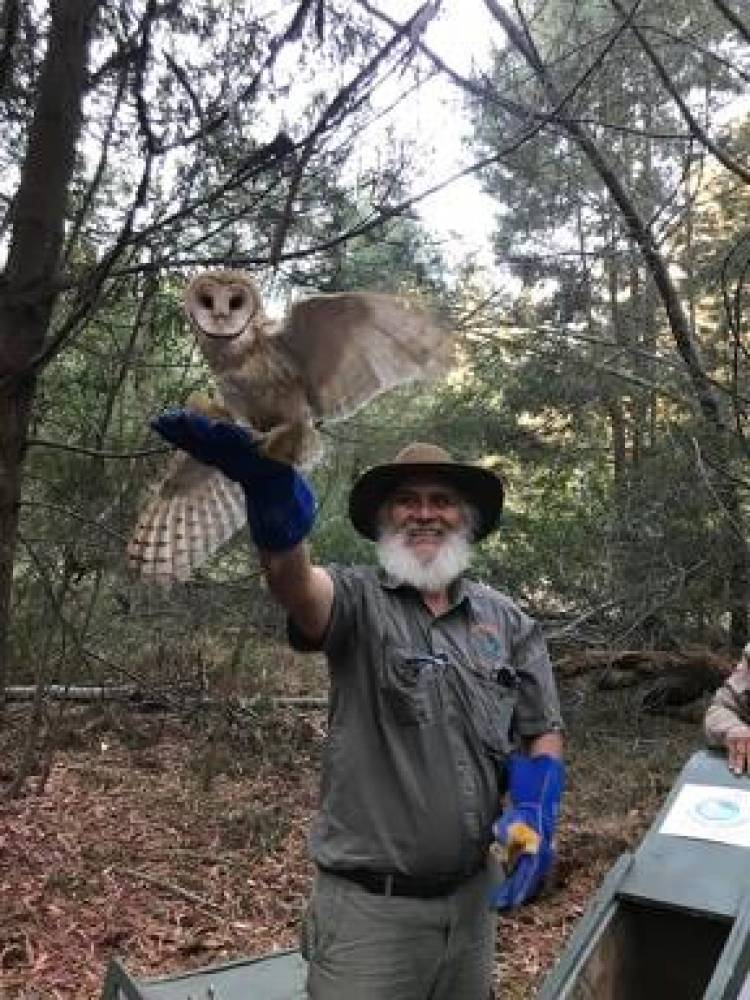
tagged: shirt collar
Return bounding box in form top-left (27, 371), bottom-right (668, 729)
top-left (378, 567), bottom-right (474, 614)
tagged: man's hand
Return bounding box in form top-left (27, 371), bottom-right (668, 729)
top-left (151, 410), bottom-right (315, 551)
top-left (727, 727), bottom-right (750, 775)
top-left (489, 753), bottom-right (565, 910)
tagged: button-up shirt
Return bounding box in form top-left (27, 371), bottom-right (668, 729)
top-left (289, 566), bottom-right (563, 878)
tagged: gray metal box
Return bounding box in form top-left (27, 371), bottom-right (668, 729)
top-left (101, 949), bottom-right (307, 1000)
top-left (537, 750), bottom-right (750, 999)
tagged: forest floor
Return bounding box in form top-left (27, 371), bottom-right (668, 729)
top-left (0, 647), bottom-right (706, 999)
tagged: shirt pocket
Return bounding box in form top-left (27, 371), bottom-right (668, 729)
top-left (380, 642), bottom-right (443, 727)
top-left (467, 662), bottom-right (518, 764)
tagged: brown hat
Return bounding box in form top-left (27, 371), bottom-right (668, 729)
top-left (349, 442), bottom-right (504, 541)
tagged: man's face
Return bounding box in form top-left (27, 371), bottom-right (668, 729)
top-left (382, 478), bottom-right (467, 565)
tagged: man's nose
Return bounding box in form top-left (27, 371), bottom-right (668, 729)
top-left (412, 498), bottom-right (439, 519)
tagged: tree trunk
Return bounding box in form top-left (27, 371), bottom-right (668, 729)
top-left (0, 0), bottom-right (94, 700)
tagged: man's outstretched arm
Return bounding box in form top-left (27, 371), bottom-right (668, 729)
top-left (260, 544), bottom-right (333, 647)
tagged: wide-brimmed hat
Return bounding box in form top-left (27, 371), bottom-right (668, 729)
top-left (349, 442), bottom-right (504, 541)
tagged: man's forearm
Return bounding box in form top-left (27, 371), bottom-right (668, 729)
top-left (260, 542), bottom-right (312, 604)
top-left (259, 543), bottom-right (333, 644)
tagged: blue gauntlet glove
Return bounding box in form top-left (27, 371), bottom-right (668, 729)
top-left (150, 410), bottom-right (315, 552)
top-left (489, 753), bottom-right (565, 910)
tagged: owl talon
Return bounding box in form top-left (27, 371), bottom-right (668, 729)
top-left (258, 423), bottom-right (321, 467)
top-left (259, 424), bottom-right (304, 465)
top-left (184, 392), bottom-right (235, 422)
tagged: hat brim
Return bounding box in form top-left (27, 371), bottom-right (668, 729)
top-left (349, 462), bottom-right (504, 542)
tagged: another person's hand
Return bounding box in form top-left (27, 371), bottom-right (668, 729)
top-left (726, 727), bottom-right (750, 775)
top-left (151, 410), bottom-right (315, 551)
top-left (489, 753), bottom-right (565, 910)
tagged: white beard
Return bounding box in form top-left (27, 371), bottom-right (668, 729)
top-left (377, 527), bottom-right (472, 592)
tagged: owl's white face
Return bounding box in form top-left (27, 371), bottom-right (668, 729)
top-left (184, 272), bottom-right (261, 342)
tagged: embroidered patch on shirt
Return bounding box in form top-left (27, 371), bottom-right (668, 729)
top-left (470, 622), bottom-right (506, 674)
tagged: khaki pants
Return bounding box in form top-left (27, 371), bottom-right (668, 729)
top-left (301, 866), bottom-right (497, 1000)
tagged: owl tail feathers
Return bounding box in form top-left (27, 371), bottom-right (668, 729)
top-left (127, 456), bottom-right (248, 584)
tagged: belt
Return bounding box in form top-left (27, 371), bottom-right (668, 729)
top-left (320, 866), bottom-right (475, 900)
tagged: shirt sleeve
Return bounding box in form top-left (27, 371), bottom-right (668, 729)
top-left (510, 611), bottom-right (564, 738)
top-left (287, 565), bottom-right (363, 657)
top-left (705, 668), bottom-right (750, 746)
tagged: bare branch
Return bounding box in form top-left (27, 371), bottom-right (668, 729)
top-left (483, 0), bottom-right (734, 442)
top-left (18, 501), bottom-right (129, 546)
top-left (0, 0), bottom-right (19, 101)
top-left (639, 22), bottom-right (750, 85)
top-left (63, 63), bottom-right (129, 265)
top-left (269, 1), bottom-right (440, 266)
top-left (608, 0), bottom-right (750, 187)
top-left (164, 52), bottom-right (205, 126)
top-left (92, 276), bottom-right (156, 453)
top-left (25, 439), bottom-right (167, 459)
top-left (164, 0), bottom-right (317, 152)
top-left (15, 531), bottom-right (139, 685)
top-left (360, 0), bottom-right (683, 141)
top-left (132, 0), bottom-right (161, 155)
top-left (85, 34), bottom-right (139, 91)
top-left (711, 0), bottom-right (750, 46)
top-left (691, 439), bottom-right (750, 528)
top-left (114, 867), bottom-right (229, 916)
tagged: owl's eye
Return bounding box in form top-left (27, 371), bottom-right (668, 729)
top-left (229, 292), bottom-right (245, 311)
top-left (199, 292), bottom-right (214, 310)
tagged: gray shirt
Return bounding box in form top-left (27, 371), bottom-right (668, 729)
top-left (289, 566), bottom-right (563, 878)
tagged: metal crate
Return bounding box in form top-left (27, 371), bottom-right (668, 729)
top-left (537, 750), bottom-right (750, 1000)
top-left (101, 949), bottom-right (307, 1000)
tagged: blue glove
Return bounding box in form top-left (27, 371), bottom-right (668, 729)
top-left (489, 753), bottom-right (565, 910)
top-left (150, 410), bottom-right (315, 552)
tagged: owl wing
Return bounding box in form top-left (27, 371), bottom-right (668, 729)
top-left (127, 451), bottom-right (247, 583)
top-left (274, 292), bottom-right (454, 420)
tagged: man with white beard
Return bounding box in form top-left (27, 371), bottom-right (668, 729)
top-left (148, 416), bottom-right (565, 1000)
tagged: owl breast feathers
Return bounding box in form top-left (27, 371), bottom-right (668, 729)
top-left (127, 269), bottom-right (455, 583)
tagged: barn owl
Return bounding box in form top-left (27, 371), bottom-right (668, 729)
top-left (127, 270), bottom-right (454, 583)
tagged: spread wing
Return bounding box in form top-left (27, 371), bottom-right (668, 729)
top-left (274, 292), bottom-right (454, 421)
top-left (127, 452), bottom-right (247, 583)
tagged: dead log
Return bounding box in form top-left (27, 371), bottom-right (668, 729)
top-left (3, 685), bottom-right (327, 710)
top-left (556, 648), bottom-right (736, 720)
top-left (556, 648), bottom-right (733, 683)
top-left (4, 684), bottom-right (139, 702)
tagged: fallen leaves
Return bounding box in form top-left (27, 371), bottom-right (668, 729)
top-left (0, 709), bottom-right (317, 999)
top-left (0, 680), bottom-right (701, 999)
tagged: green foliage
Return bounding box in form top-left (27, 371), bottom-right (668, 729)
top-left (455, 0), bottom-right (750, 645)
top-left (5, 0), bottom-right (750, 697)
top-left (3, 0), bottom-right (470, 686)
